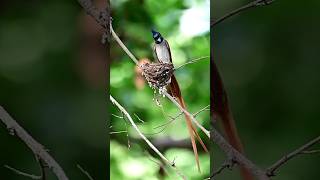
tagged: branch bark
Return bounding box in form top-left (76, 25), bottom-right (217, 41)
top-left (266, 136), bottom-right (320, 176)
top-left (211, 0), bottom-right (274, 27)
top-left (211, 128), bottom-right (269, 180)
top-left (110, 95), bottom-right (186, 179)
top-left (0, 106), bottom-right (68, 180)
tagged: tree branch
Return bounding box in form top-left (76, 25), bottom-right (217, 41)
top-left (4, 165), bottom-right (41, 179)
top-left (211, 128), bottom-right (269, 180)
top-left (211, 0), bottom-right (274, 27)
top-left (77, 0), bottom-right (108, 29)
top-left (77, 164), bottom-right (94, 180)
top-left (0, 106), bottom-right (68, 180)
top-left (266, 136), bottom-right (320, 177)
top-left (211, 132), bottom-right (320, 179)
top-left (110, 95), bottom-right (186, 179)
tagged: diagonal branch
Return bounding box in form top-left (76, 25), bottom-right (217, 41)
top-left (4, 165), bottom-right (41, 179)
top-left (77, 164), bottom-right (94, 180)
top-left (211, 0), bottom-right (274, 27)
top-left (266, 136), bottom-right (320, 177)
top-left (0, 106), bottom-right (68, 180)
top-left (211, 128), bottom-right (269, 180)
top-left (110, 95), bottom-right (186, 179)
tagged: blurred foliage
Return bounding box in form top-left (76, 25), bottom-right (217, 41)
top-left (213, 0), bottom-right (320, 179)
top-left (0, 0), bottom-right (107, 179)
top-left (110, 0), bottom-right (210, 179)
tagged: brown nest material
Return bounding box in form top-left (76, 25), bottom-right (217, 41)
top-left (139, 62), bottom-right (174, 89)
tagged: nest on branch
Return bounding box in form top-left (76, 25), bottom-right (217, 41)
top-left (140, 62), bottom-right (174, 90)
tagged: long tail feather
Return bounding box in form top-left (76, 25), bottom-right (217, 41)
top-left (213, 60), bottom-right (254, 180)
top-left (169, 75), bottom-right (208, 172)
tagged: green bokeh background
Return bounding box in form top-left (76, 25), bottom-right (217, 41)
top-left (110, 0), bottom-right (210, 179)
top-left (214, 0), bottom-right (320, 179)
top-left (0, 1), bottom-right (107, 179)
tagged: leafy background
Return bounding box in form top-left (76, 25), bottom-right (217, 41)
top-left (110, 0), bottom-right (210, 179)
top-left (213, 0), bottom-right (320, 179)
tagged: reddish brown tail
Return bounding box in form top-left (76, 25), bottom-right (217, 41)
top-left (220, 111), bottom-right (253, 180)
top-left (212, 60), bottom-right (254, 180)
top-left (169, 75), bottom-right (208, 172)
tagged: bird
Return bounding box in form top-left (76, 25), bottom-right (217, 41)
top-left (151, 29), bottom-right (208, 172)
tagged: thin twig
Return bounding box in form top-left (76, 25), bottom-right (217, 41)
top-left (153, 104), bottom-right (209, 130)
top-left (211, 158), bottom-right (235, 178)
top-left (110, 95), bottom-right (186, 179)
top-left (77, 164), bottom-right (94, 180)
top-left (37, 158), bottom-right (47, 180)
top-left (300, 149), bottom-right (320, 154)
top-left (134, 113), bottom-right (145, 123)
top-left (0, 106), bottom-right (68, 180)
top-left (4, 165), bottom-right (41, 179)
top-left (211, 0), bottom-right (274, 27)
top-left (210, 128), bottom-right (269, 180)
top-left (164, 91), bottom-right (210, 138)
top-left (122, 112), bottom-right (131, 148)
top-left (174, 56), bottom-right (209, 70)
top-left (193, 105), bottom-right (210, 117)
top-left (110, 130), bottom-right (128, 134)
top-left (111, 114), bottom-right (124, 119)
top-left (266, 136), bottom-right (320, 177)
top-left (110, 24), bottom-right (139, 64)
top-left (153, 111), bottom-right (184, 130)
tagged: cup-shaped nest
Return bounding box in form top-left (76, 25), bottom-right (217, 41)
top-left (140, 62), bottom-right (174, 89)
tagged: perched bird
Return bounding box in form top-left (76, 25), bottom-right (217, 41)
top-left (151, 29), bottom-right (208, 172)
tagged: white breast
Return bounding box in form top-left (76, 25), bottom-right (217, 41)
top-left (155, 42), bottom-right (170, 63)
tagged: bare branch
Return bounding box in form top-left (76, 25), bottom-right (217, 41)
top-left (4, 165), bottom-right (41, 179)
top-left (77, 0), bottom-right (108, 29)
top-left (77, 164), bottom-right (94, 180)
top-left (110, 95), bottom-right (186, 179)
top-left (109, 130), bottom-right (128, 134)
top-left (211, 158), bottom-right (235, 178)
top-left (164, 91), bottom-right (210, 138)
top-left (0, 106), bottom-right (68, 180)
top-left (154, 104), bottom-right (209, 130)
top-left (211, 0), bottom-right (274, 27)
top-left (174, 56), bottom-right (210, 70)
top-left (110, 24), bottom-right (139, 64)
top-left (300, 149), bottom-right (320, 154)
top-left (211, 128), bottom-right (269, 180)
top-left (37, 158), bottom-right (47, 180)
top-left (266, 136), bottom-right (320, 177)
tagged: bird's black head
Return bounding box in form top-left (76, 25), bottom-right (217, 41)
top-left (151, 29), bottom-right (163, 44)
